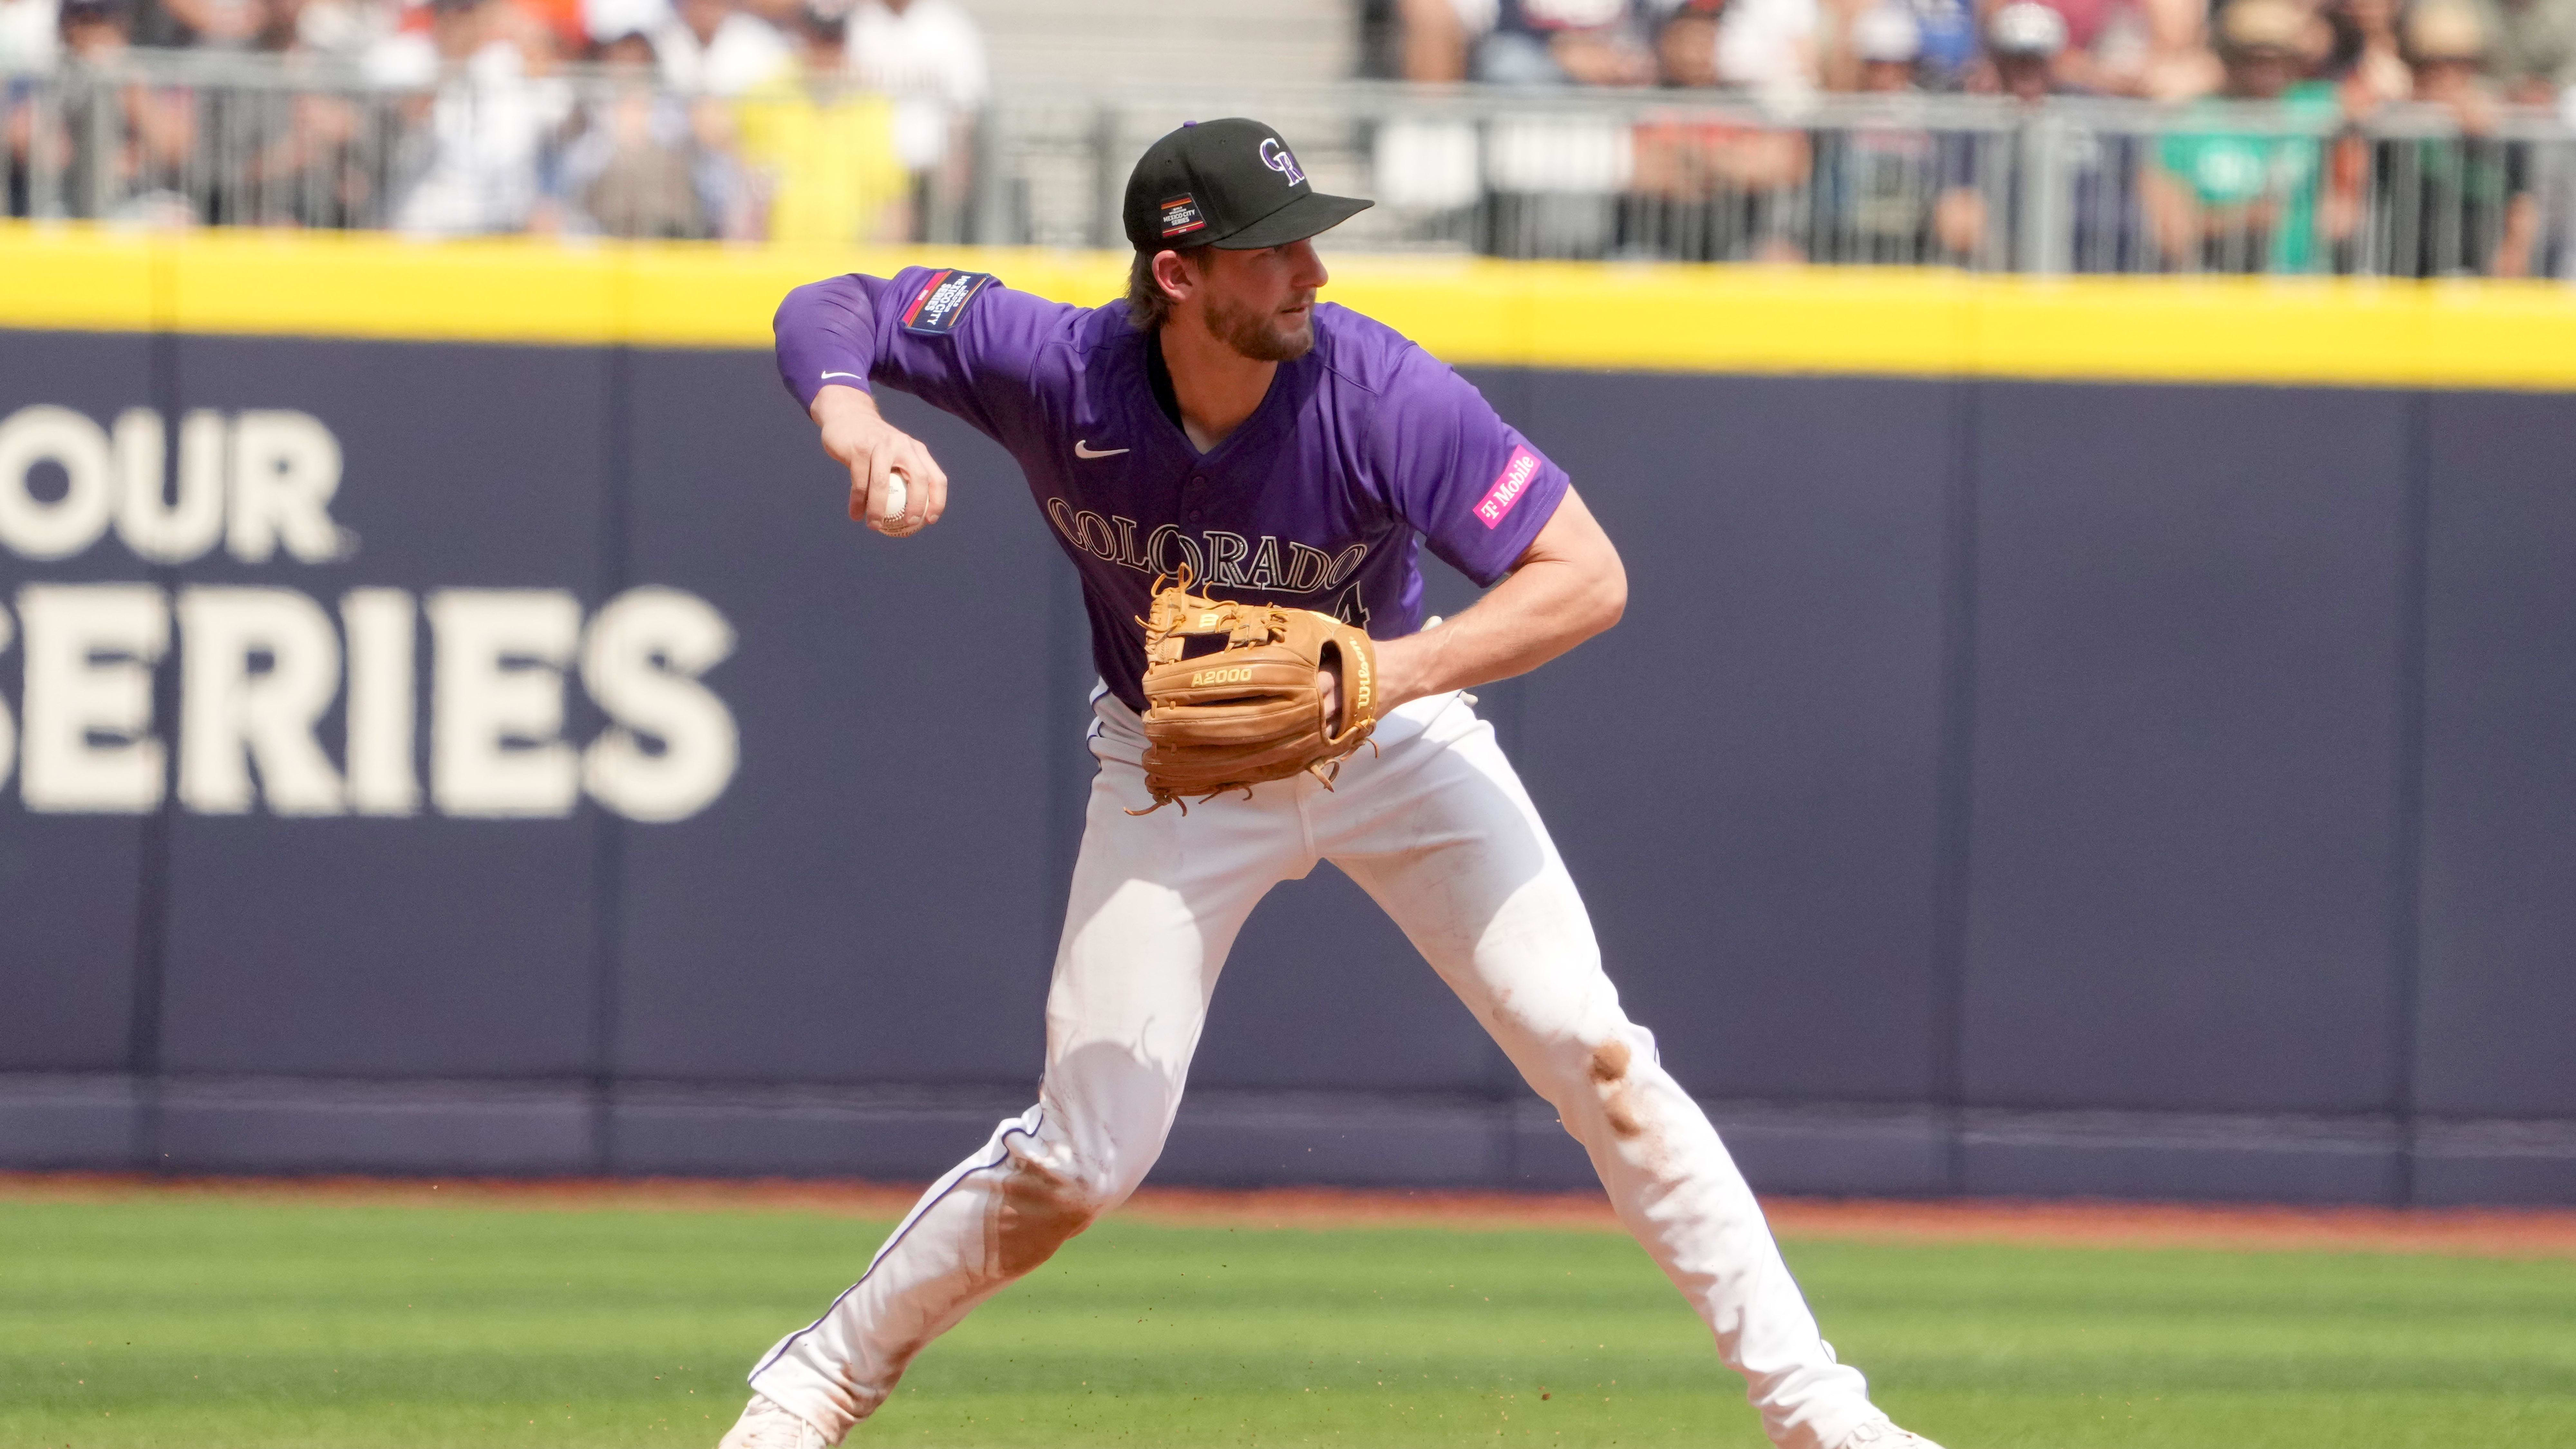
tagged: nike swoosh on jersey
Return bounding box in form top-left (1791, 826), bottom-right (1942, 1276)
top-left (820, 371), bottom-right (863, 381)
top-left (1073, 440), bottom-right (1129, 459)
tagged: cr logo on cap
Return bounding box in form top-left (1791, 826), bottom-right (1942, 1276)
top-left (1259, 137), bottom-right (1306, 187)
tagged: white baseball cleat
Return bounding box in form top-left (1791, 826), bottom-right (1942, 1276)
top-left (1836, 1418), bottom-right (1947, 1449)
top-left (715, 1393), bottom-right (831, 1449)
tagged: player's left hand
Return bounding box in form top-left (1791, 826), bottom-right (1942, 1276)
top-left (1133, 582), bottom-right (1382, 813)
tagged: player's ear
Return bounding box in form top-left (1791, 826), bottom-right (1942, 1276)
top-left (1151, 248), bottom-right (1201, 305)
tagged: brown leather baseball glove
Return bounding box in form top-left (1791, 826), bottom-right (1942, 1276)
top-left (1132, 573), bottom-right (1381, 814)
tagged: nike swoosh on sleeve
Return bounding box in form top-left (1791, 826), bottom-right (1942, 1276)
top-left (820, 371), bottom-right (863, 381)
top-left (1073, 440), bottom-right (1129, 459)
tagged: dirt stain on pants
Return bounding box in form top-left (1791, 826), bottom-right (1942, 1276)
top-left (996, 1157), bottom-right (1097, 1277)
top-left (1588, 1040), bottom-right (1646, 1140)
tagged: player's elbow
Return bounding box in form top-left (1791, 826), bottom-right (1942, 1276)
top-left (1576, 544), bottom-right (1627, 639)
top-left (1590, 563), bottom-right (1627, 638)
top-left (1599, 562), bottom-right (1627, 633)
top-left (1531, 541), bottom-right (1624, 644)
top-left (1526, 486), bottom-right (1623, 639)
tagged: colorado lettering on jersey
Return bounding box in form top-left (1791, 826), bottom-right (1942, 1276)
top-left (900, 270), bottom-right (996, 336)
top-left (1044, 500), bottom-right (1370, 594)
top-left (1475, 445), bottom-right (1541, 529)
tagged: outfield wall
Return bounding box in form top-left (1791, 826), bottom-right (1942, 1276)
top-left (3, 228), bottom-right (2572, 1205)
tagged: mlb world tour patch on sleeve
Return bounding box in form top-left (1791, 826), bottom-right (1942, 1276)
top-left (900, 270), bottom-right (997, 336)
top-left (1475, 446), bottom-right (1541, 528)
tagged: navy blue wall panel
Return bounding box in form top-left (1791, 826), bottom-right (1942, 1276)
top-left (4, 317), bottom-right (2573, 1201)
top-left (0, 814), bottom-right (144, 1071)
top-left (0, 332), bottom-right (160, 1071)
top-left (2416, 393), bottom-right (2576, 1118)
top-left (155, 338), bottom-right (609, 1076)
top-left (1510, 373), bottom-right (1953, 1104)
top-left (1961, 383), bottom-right (2407, 1113)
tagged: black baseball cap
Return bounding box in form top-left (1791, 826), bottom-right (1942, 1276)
top-left (1122, 118), bottom-right (1373, 253)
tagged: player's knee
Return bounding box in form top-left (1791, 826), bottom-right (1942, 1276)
top-left (1581, 1037), bottom-right (1649, 1142)
top-left (1037, 1042), bottom-right (1177, 1206)
top-left (995, 1149), bottom-right (1112, 1277)
top-left (1554, 1023), bottom-right (1660, 1145)
top-left (1068, 1130), bottom-right (1164, 1213)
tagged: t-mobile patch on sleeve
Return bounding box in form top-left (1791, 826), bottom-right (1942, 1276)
top-left (900, 270), bottom-right (997, 336)
top-left (1474, 446), bottom-right (1542, 529)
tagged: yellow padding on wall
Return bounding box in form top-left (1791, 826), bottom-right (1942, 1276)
top-left (0, 225), bottom-right (159, 332)
top-left (7, 222), bottom-right (2576, 388)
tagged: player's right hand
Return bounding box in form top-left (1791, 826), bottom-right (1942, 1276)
top-left (812, 384), bottom-right (949, 538)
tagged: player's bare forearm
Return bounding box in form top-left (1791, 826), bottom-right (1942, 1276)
top-left (1374, 486), bottom-right (1626, 709)
top-left (810, 383), bottom-right (950, 537)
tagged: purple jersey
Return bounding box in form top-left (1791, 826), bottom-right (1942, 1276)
top-left (773, 266), bottom-right (1571, 711)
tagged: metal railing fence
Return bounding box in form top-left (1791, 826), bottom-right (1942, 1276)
top-left (8, 52), bottom-right (2574, 277)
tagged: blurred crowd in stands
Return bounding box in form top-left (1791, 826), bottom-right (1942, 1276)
top-left (1385, 0), bottom-right (2574, 109)
top-left (1380, 0), bottom-right (2565, 273)
top-left (1, 0), bottom-right (985, 238)
top-left (4, 0), bottom-right (2571, 274)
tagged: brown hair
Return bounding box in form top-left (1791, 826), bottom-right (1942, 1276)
top-left (1125, 246), bottom-right (1204, 329)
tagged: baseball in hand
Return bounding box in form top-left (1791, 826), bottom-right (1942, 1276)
top-left (881, 467), bottom-right (909, 522)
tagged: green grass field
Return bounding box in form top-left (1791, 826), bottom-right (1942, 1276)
top-left (5, 1192), bottom-right (2573, 1449)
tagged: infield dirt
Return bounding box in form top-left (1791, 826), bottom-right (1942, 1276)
top-left (7, 1171), bottom-right (2572, 1257)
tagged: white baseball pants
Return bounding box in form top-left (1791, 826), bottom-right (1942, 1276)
top-left (747, 689), bottom-right (1884, 1449)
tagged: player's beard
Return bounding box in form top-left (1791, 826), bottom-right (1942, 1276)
top-left (1203, 290), bottom-right (1315, 362)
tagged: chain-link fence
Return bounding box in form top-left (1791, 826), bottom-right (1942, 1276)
top-left (9, 53), bottom-right (2573, 276)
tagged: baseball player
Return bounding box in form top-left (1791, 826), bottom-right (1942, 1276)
top-left (722, 118), bottom-right (1943, 1449)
